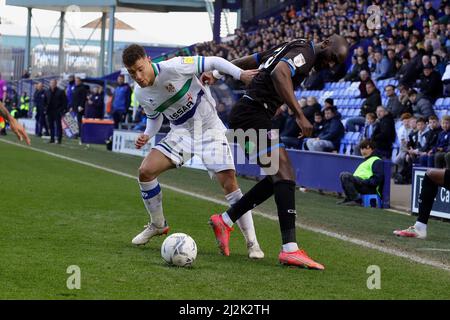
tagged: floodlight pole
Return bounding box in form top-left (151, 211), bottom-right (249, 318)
top-left (24, 7), bottom-right (32, 73)
top-left (58, 11), bottom-right (65, 75)
top-left (99, 12), bottom-right (107, 76)
top-left (107, 6), bottom-right (116, 74)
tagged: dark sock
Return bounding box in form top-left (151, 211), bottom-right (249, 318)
top-left (417, 174), bottom-right (439, 224)
top-left (227, 176), bottom-right (274, 222)
top-left (273, 180), bottom-right (297, 244)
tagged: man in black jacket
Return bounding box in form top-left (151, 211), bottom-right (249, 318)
top-left (70, 77), bottom-right (89, 138)
top-left (45, 79), bottom-right (67, 144)
top-left (372, 106), bottom-right (396, 159)
top-left (418, 63), bottom-right (443, 103)
top-left (346, 80), bottom-right (382, 131)
top-left (33, 82), bottom-right (49, 137)
top-left (399, 46), bottom-right (422, 87)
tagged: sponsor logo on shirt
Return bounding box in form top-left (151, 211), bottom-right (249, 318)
top-left (181, 57), bottom-right (195, 64)
top-left (293, 53), bottom-right (306, 67)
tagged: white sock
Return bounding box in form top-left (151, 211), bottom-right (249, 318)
top-left (225, 189), bottom-right (258, 245)
top-left (282, 242), bottom-right (299, 253)
top-left (414, 221), bottom-right (427, 232)
top-left (221, 212), bottom-right (234, 228)
top-left (139, 179), bottom-right (165, 228)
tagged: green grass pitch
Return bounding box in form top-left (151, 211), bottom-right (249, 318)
top-left (1, 137), bottom-right (450, 299)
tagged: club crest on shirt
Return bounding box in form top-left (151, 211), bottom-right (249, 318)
top-left (293, 53), bottom-right (306, 67)
top-left (165, 83), bottom-right (176, 93)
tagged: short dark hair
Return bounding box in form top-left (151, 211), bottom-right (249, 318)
top-left (323, 106), bottom-right (336, 114)
top-left (359, 139), bottom-right (376, 150)
top-left (314, 111), bottom-right (323, 117)
top-left (416, 117), bottom-right (427, 124)
top-left (428, 115), bottom-right (439, 121)
top-left (122, 44), bottom-right (147, 67)
top-left (324, 98), bottom-right (334, 105)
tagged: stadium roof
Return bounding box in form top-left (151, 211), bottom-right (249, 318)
top-left (5, 0), bottom-right (207, 12)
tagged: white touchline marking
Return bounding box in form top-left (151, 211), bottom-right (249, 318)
top-left (2, 138), bottom-right (450, 272)
top-left (417, 248), bottom-right (450, 252)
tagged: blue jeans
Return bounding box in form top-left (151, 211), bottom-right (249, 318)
top-left (346, 116), bottom-right (365, 132)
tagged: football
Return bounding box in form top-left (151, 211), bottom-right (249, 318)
top-left (161, 233), bottom-right (197, 267)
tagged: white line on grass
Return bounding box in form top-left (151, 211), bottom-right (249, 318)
top-left (2, 138), bottom-right (449, 272)
top-left (417, 248), bottom-right (450, 252)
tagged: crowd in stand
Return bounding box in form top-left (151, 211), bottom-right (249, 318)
top-left (194, 0), bottom-right (450, 183)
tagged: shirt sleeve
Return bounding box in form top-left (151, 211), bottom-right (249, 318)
top-left (171, 56), bottom-right (206, 76)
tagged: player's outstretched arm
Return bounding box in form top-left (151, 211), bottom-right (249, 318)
top-left (270, 62), bottom-right (313, 137)
top-left (202, 56), bottom-right (257, 86)
top-left (135, 114), bottom-right (163, 149)
top-left (0, 102), bottom-right (31, 145)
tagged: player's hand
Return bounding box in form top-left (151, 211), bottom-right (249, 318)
top-left (239, 69), bottom-right (259, 86)
top-left (200, 71), bottom-right (217, 86)
top-left (296, 116), bottom-right (313, 138)
top-left (135, 133), bottom-right (150, 149)
top-left (9, 117), bottom-right (31, 145)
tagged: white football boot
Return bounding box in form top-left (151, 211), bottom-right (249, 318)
top-left (247, 241), bottom-right (265, 259)
top-left (132, 222), bottom-right (170, 245)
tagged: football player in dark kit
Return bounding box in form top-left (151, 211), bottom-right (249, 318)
top-left (394, 168), bottom-right (450, 239)
top-left (205, 35), bottom-right (349, 270)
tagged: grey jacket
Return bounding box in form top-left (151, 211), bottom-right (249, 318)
top-left (412, 94), bottom-right (435, 119)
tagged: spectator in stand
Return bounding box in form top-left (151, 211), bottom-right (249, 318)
top-left (358, 70), bottom-right (371, 98)
top-left (347, 80), bottom-right (382, 132)
top-left (45, 79), bottom-right (67, 144)
top-left (384, 85), bottom-right (404, 119)
top-left (418, 63), bottom-right (443, 102)
top-left (407, 116), bottom-right (430, 167)
top-left (398, 85), bottom-right (413, 115)
top-left (70, 77), bottom-right (89, 139)
top-left (354, 112), bottom-right (377, 156)
top-left (372, 50), bottom-right (394, 80)
top-left (425, 115), bottom-right (442, 153)
top-left (85, 86), bottom-right (104, 119)
top-left (306, 106), bottom-right (344, 152)
top-left (0, 73), bottom-right (7, 102)
top-left (302, 96), bottom-right (322, 124)
top-left (111, 74), bottom-right (131, 129)
top-left (312, 111), bottom-right (324, 138)
top-left (399, 46), bottom-right (422, 87)
top-left (344, 54), bottom-right (370, 82)
top-left (303, 70), bottom-right (325, 90)
top-left (33, 82), bottom-right (49, 137)
top-left (372, 106), bottom-right (397, 159)
top-left (420, 115), bottom-right (450, 167)
top-left (66, 75), bottom-right (76, 107)
top-left (434, 115), bottom-right (450, 168)
top-left (431, 54), bottom-right (446, 76)
top-left (280, 107), bottom-right (301, 149)
top-left (394, 113), bottom-right (414, 175)
top-left (323, 98), bottom-right (334, 110)
top-left (408, 88), bottom-right (435, 119)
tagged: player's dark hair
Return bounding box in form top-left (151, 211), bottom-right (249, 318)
top-left (122, 44), bottom-right (147, 67)
top-left (359, 139), bottom-right (376, 150)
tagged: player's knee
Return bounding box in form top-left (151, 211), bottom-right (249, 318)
top-left (138, 164), bottom-right (158, 182)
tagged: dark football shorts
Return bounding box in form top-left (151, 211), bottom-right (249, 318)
top-left (228, 96), bottom-right (284, 169)
top-left (445, 169), bottom-right (450, 190)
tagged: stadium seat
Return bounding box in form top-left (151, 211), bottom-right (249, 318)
top-left (362, 194), bottom-right (382, 208)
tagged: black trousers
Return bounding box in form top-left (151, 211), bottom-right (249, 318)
top-left (340, 172), bottom-right (377, 201)
top-left (47, 112), bottom-right (62, 142)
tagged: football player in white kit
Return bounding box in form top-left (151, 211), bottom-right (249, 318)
top-left (122, 44), bottom-right (264, 259)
